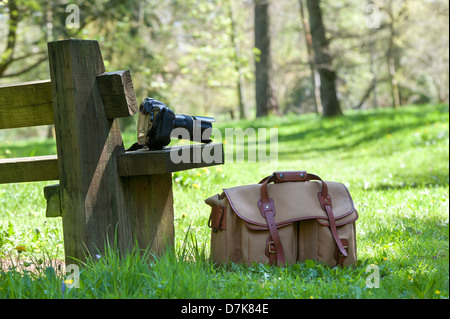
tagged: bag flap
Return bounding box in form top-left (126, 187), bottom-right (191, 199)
top-left (222, 181), bottom-right (357, 227)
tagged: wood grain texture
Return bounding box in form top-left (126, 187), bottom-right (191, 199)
top-left (117, 143), bottom-right (224, 176)
top-left (0, 80), bottom-right (54, 129)
top-left (48, 39), bottom-right (132, 264)
top-left (122, 174), bottom-right (174, 254)
top-left (96, 70), bottom-right (138, 119)
top-left (0, 155), bottom-right (58, 183)
top-left (47, 39), bottom-right (177, 264)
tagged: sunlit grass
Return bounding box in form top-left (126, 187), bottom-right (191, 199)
top-left (0, 104), bottom-right (448, 298)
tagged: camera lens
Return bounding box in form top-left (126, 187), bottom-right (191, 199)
top-left (173, 114), bottom-right (214, 143)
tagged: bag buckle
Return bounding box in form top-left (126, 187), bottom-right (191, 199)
top-left (268, 241), bottom-right (276, 254)
top-left (335, 239), bottom-right (350, 267)
top-left (337, 245), bottom-right (348, 258)
top-left (208, 206), bottom-right (226, 233)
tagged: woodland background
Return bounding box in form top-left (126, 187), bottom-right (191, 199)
top-left (0, 0), bottom-right (449, 299)
top-left (0, 0), bottom-right (448, 126)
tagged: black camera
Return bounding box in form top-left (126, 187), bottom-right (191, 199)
top-left (135, 97), bottom-right (215, 150)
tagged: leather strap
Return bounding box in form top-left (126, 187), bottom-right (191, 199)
top-left (259, 178), bottom-right (271, 203)
top-left (258, 170), bottom-right (345, 266)
top-left (259, 171), bottom-right (329, 199)
top-left (318, 192), bottom-right (348, 258)
top-left (335, 238), bottom-right (349, 267)
top-left (258, 198), bottom-right (285, 266)
top-left (208, 205), bottom-right (226, 232)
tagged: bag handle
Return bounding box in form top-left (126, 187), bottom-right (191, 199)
top-left (259, 171), bottom-right (308, 183)
top-left (259, 171), bottom-right (329, 201)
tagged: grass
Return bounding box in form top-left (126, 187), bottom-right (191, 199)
top-left (0, 103), bottom-right (448, 299)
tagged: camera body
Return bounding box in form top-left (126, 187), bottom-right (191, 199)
top-left (137, 97), bottom-right (215, 150)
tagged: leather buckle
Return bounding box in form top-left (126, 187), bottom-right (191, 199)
top-left (268, 241), bottom-right (276, 254)
top-left (335, 241), bottom-right (349, 263)
top-left (208, 206), bottom-right (226, 233)
top-left (337, 246), bottom-right (348, 258)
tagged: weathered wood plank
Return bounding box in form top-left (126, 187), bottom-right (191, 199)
top-left (117, 143), bottom-right (224, 176)
top-left (0, 80), bottom-right (54, 129)
top-left (0, 155), bottom-right (58, 184)
top-left (96, 70), bottom-right (138, 119)
top-left (122, 174), bottom-right (174, 254)
top-left (48, 39), bottom-right (177, 264)
top-left (44, 184), bottom-right (62, 217)
top-left (48, 39), bottom-right (132, 264)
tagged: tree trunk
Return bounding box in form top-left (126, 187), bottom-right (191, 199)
top-left (367, 0), bottom-right (378, 109)
top-left (306, 0), bottom-right (342, 117)
top-left (299, 0), bottom-right (322, 114)
top-left (254, 0), bottom-right (279, 117)
top-left (387, 23), bottom-right (401, 109)
top-left (227, 0), bottom-right (246, 119)
top-left (384, 0), bottom-right (410, 108)
top-left (0, 0), bottom-right (19, 77)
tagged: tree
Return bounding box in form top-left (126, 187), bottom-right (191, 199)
top-left (164, 0), bottom-right (252, 117)
top-left (403, 0), bottom-right (449, 104)
top-left (298, 0), bottom-right (322, 114)
top-left (306, 0), bottom-right (342, 117)
top-left (254, 0), bottom-right (279, 117)
top-left (2, 0), bottom-right (447, 115)
top-left (382, 0), bottom-right (409, 108)
top-left (0, 0), bottom-right (48, 79)
top-left (226, 0), bottom-right (247, 119)
top-left (0, 0), bottom-right (140, 81)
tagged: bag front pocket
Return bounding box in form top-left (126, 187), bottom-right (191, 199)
top-left (297, 219), bottom-right (357, 267)
top-left (244, 222), bottom-right (298, 265)
top-left (297, 219), bottom-right (319, 263)
top-left (315, 221), bottom-right (356, 267)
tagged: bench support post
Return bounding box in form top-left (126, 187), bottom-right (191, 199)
top-left (48, 39), bottom-right (173, 264)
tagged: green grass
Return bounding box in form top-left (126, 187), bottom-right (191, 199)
top-left (0, 104), bottom-right (448, 299)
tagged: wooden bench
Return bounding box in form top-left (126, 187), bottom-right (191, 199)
top-left (0, 39), bottom-right (223, 264)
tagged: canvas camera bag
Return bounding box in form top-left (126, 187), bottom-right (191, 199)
top-left (205, 171), bottom-right (358, 267)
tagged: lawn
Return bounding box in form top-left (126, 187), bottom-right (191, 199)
top-left (0, 103), bottom-right (448, 299)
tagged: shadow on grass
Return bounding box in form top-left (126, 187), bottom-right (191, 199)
top-left (276, 104), bottom-right (449, 155)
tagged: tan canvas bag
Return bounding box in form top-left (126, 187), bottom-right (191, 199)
top-left (205, 171), bottom-right (358, 267)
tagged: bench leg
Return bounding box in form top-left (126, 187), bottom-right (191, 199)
top-left (122, 173), bottom-right (174, 255)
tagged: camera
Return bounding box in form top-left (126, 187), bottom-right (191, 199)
top-left (135, 97), bottom-right (215, 150)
